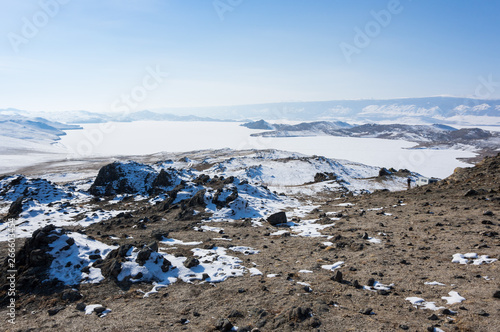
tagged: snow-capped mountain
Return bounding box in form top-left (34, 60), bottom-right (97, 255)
top-left (155, 96), bottom-right (500, 125)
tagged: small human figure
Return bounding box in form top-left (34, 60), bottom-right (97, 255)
top-left (407, 177), bottom-right (411, 189)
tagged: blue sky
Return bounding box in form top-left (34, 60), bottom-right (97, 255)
top-left (1, 0), bottom-right (499, 112)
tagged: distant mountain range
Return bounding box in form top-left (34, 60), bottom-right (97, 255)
top-left (2, 96), bottom-right (499, 126)
top-left (0, 108), bottom-right (231, 124)
top-left (156, 96), bottom-right (500, 125)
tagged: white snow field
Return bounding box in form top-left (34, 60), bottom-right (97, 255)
top-left (58, 121), bottom-right (475, 178)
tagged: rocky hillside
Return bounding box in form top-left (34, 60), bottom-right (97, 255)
top-left (0, 151), bottom-right (498, 331)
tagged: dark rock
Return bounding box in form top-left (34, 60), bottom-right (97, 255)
top-left (93, 306), bottom-right (107, 314)
top-left (359, 308), bottom-right (373, 315)
top-left (377, 289), bottom-right (390, 296)
top-left (146, 241), bottom-right (158, 252)
top-left (136, 248), bottom-right (152, 265)
top-left (188, 189), bottom-right (207, 208)
top-left (215, 318), bottom-right (234, 332)
top-left (131, 272), bottom-right (143, 280)
top-left (367, 278), bottom-right (376, 287)
top-left (152, 169), bottom-right (174, 189)
top-left (362, 232), bottom-right (369, 240)
top-left (228, 310), bottom-right (244, 318)
top-left (7, 196), bottom-right (24, 219)
top-left (76, 302), bottom-right (86, 311)
top-left (61, 289), bottom-right (83, 302)
top-left (151, 230), bottom-right (169, 241)
top-left (483, 211), bottom-right (494, 216)
top-left (379, 168), bottom-right (392, 176)
top-left (310, 317), bottom-right (321, 328)
top-left (464, 189), bottom-right (479, 197)
top-left (477, 309), bottom-right (489, 317)
top-left (161, 258), bottom-right (172, 272)
top-left (48, 306), bottom-right (65, 316)
top-left (314, 172), bottom-right (336, 182)
top-left (267, 211), bottom-right (287, 226)
top-left (184, 257), bottom-right (200, 268)
top-left (288, 306), bottom-right (312, 321)
top-left (399, 325), bottom-right (409, 330)
top-left (353, 280), bottom-right (361, 289)
top-left (441, 308), bottom-right (455, 316)
top-left (428, 314), bottom-right (439, 321)
top-left (332, 270), bottom-right (343, 283)
top-left (29, 249), bottom-right (50, 266)
top-left (493, 290), bottom-right (500, 299)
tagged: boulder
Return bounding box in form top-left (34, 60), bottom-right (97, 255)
top-left (267, 212), bottom-right (287, 226)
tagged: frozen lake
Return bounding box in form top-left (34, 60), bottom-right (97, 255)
top-left (58, 121), bottom-right (475, 178)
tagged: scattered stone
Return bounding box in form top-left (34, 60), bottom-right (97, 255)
top-left (48, 306), bottom-right (65, 316)
top-left (483, 211), bottom-right (494, 216)
top-left (310, 317), bottom-right (321, 328)
top-left (441, 309), bottom-right (455, 316)
top-left (359, 308), bottom-right (373, 315)
top-left (184, 257), bottom-right (200, 268)
top-left (493, 290), bottom-right (500, 299)
top-left (399, 325), bottom-right (409, 330)
top-left (228, 310), bottom-right (244, 318)
top-left (215, 318), bottom-right (234, 332)
top-left (136, 248), bottom-right (152, 266)
top-left (288, 306), bottom-right (312, 321)
top-left (151, 229), bottom-right (169, 241)
top-left (332, 270), bottom-right (343, 283)
top-left (477, 310), bottom-right (489, 317)
top-left (464, 189), bottom-right (479, 197)
top-left (428, 314), bottom-right (439, 321)
top-left (76, 302), bottom-right (86, 311)
top-left (61, 289), bottom-right (83, 302)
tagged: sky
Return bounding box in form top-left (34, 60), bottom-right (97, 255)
top-left (1, 0), bottom-right (499, 113)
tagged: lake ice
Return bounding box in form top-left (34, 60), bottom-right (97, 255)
top-left (58, 121), bottom-right (475, 178)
